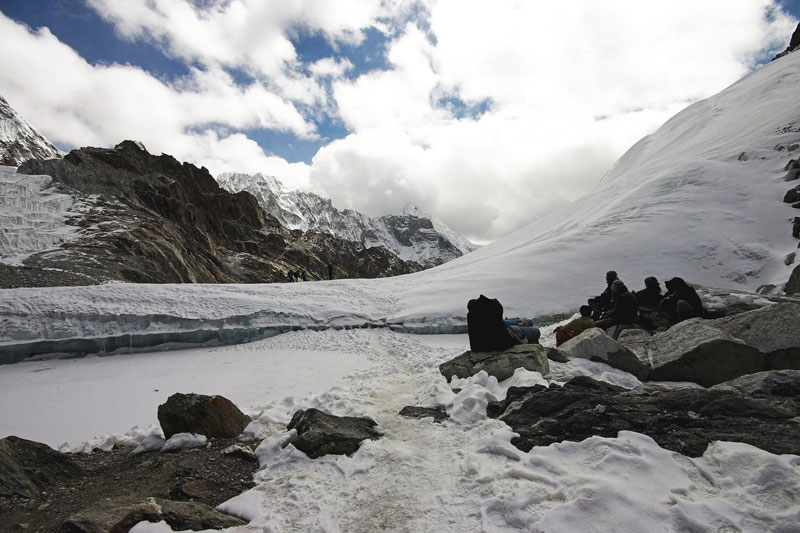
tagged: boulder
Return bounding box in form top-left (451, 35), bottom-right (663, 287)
top-left (490, 376), bottom-right (800, 457)
top-left (438, 344), bottom-right (550, 382)
top-left (399, 406), bottom-right (448, 423)
top-left (785, 184), bottom-right (800, 203)
top-left (287, 408), bottom-right (382, 458)
top-left (0, 436), bottom-right (82, 499)
top-left (710, 302), bottom-right (800, 369)
top-left (644, 319), bottom-right (763, 386)
top-left (559, 328), bottom-right (649, 380)
top-left (788, 264), bottom-right (800, 295)
top-left (64, 497), bottom-right (246, 532)
top-left (157, 393), bottom-right (250, 439)
top-left (615, 328), bottom-right (651, 361)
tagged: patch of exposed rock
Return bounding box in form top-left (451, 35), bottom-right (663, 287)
top-left (0, 437), bottom-right (257, 532)
top-left (286, 408), bottom-right (382, 458)
top-left (488, 373), bottom-right (800, 457)
top-left (7, 141), bottom-right (420, 287)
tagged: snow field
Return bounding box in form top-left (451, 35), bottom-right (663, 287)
top-left (2, 325), bottom-right (799, 531)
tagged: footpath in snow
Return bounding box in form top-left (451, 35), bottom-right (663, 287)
top-left (2, 327), bottom-right (799, 532)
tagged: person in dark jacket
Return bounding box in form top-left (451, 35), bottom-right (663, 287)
top-left (327, 263), bottom-right (334, 280)
top-left (588, 270), bottom-right (618, 319)
top-left (595, 280), bottom-right (638, 330)
top-left (635, 276), bottom-right (662, 329)
top-left (660, 277), bottom-right (703, 324)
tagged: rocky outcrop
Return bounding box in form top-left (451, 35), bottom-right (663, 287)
top-left (287, 408), bottom-right (382, 458)
top-left (773, 22), bottom-right (800, 61)
top-left (157, 393), bottom-right (250, 439)
top-left (438, 344), bottom-right (550, 382)
top-left (8, 141), bottom-right (420, 287)
top-left (0, 436), bottom-right (82, 499)
top-left (64, 497), bottom-right (246, 532)
top-left (399, 406), bottom-right (448, 423)
top-left (558, 328), bottom-right (648, 380)
top-left (709, 302), bottom-right (800, 369)
top-left (216, 172), bottom-right (477, 269)
top-left (489, 375), bottom-right (800, 457)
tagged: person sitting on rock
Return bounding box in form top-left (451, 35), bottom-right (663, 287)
top-left (588, 270), bottom-right (618, 319)
top-left (660, 277), bottom-right (704, 324)
top-left (554, 305), bottom-right (595, 346)
top-left (635, 276), bottom-right (662, 329)
top-left (594, 280), bottom-right (638, 332)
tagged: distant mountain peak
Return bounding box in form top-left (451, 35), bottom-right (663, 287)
top-left (0, 95), bottom-right (64, 166)
top-left (216, 172), bottom-right (478, 268)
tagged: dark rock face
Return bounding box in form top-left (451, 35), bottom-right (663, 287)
top-left (0, 436), bottom-right (82, 499)
top-left (157, 393), bottom-right (250, 439)
top-left (439, 344), bottom-right (550, 382)
top-left (773, 22), bottom-right (800, 60)
top-left (788, 264), bottom-right (800, 295)
top-left (489, 375), bottom-right (800, 457)
top-left (11, 141), bottom-right (420, 287)
top-left (64, 497), bottom-right (246, 532)
top-left (399, 406), bottom-right (448, 423)
top-left (287, 408), bottom-right (382, 458)
top-left (785, 184), bottom-right (800, 203)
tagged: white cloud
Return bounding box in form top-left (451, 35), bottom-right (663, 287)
top-left (0, 1), bottom-right (797, 243)
top-left (306, 0), bottom-right (797, 241)
top-left (0, 12), bottom-right (314, 186)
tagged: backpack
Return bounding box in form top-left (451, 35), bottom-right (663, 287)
top-left (467, 295), bottom-right (517, 352)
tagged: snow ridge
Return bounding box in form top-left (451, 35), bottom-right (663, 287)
top-left (216, 172), bottom-right (478, 268)
top-left (0, 95), bottom-right (64, 166)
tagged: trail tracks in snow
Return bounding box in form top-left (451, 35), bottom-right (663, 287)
top-left (215, 329), bottom-right (800, 533)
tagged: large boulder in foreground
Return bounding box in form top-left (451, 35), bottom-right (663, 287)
top-left (157, 393), bottom-right (251, 439)
top-left (287, 408), bottom-right (382, 458)
top-left (438, 344), bottom-right (550, 382)
top-left (490, 375), bottom-right (800, 457)
top-left (643, 319), bottom-right (762, 386)
top-left (710, 302), bottom-right (800, 369)
top-left (0, 436), bottom-right (82, 499)
top-left (559, 328), bottom-right (649, 380)
top-left (64, 497), bottom-right (246, 532)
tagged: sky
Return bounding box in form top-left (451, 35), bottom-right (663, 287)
top-left (0, 1), bottom-right (798, 243)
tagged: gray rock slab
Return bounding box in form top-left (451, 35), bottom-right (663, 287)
top-left (710, 302), bottom-right (800, 369)
top-left (438, 344), bottom-right (550, 382)
top-left (287, 408), bottom-right (382, 458)
top-left (560, 328), bottom-right (649, 380)
top-left (399, 406), bottom-right (448, 423)
top-left (646, 319), bottom-right (762, 387)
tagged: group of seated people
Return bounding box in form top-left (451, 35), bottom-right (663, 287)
top-left (554, 270), bottom-right (704, 346)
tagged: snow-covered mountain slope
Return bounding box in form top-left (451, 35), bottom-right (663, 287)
top-left (2, 49), bottom-right (800, 355)
top-left (0, 95), bottom-right (64, 166)
top-left (216, 172), bottom-right (477, 268)
top-left (391, 48), bottom-right (800, 320)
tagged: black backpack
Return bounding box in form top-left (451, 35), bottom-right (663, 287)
top-left (467, 295), bottom-right (516, 352)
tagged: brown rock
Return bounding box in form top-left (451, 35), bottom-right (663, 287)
top-left (157, 393), bottom-right (250, 439)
